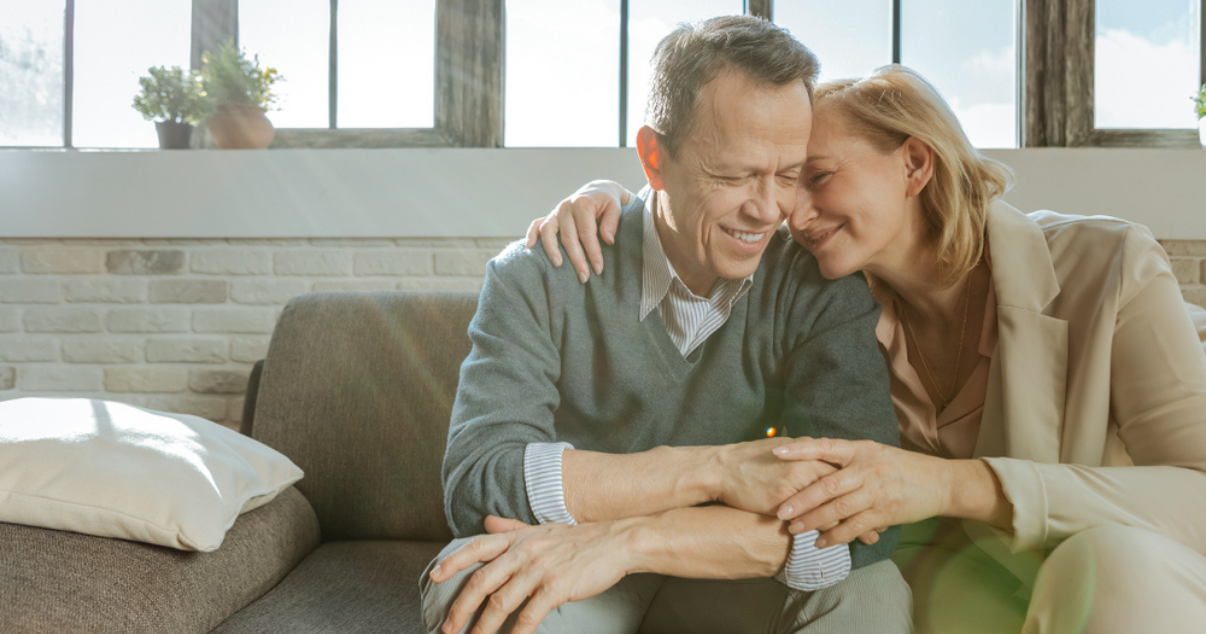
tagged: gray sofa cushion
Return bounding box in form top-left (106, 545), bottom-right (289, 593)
top-left (252, 292), bottom-right (477, 543)
top-left (0, 486), bottom-right (320, 634)
top-left (210, 540), bottom-right (444, 634)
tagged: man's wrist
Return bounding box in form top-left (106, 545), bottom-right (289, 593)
top-left (661, 444), bottom-right (724, 505)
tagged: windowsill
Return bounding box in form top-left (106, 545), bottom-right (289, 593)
top-left (3, 147), bottom-right (1206, 239)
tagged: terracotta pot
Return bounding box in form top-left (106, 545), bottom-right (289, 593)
top-left (206, 103), bottom-right (275, 149)
top-left (154, 121), bottom-right (193, 149)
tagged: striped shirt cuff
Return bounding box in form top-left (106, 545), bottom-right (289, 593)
top-left (775, 529), bottom-right (852, 591)
top-left (523, 442), bottom-right (578, 525)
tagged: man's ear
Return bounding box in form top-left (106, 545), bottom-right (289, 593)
top-left (902, 136), bottom-right (935, 198)
top-left (636, 126), bottom-right (668, 191)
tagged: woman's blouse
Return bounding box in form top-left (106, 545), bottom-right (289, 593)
top-left (875, 280), bottom-right (998, 460)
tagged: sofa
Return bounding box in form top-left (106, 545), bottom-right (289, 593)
top-left (1, 291), bottom-right (479, 633)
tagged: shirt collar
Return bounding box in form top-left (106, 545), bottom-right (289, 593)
top-left (639, 191), bottom-right (754, 320)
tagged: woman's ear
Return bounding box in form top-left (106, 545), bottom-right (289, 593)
top-left (902, 136), bottom-right (934, 198)
top-left (636, 126), bottom-right (668, 191)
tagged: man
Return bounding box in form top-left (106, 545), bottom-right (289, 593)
top-left (421, 15), bottom-right (910, 634)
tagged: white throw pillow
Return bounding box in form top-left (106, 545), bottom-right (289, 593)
top-left (0, 397), bottom-right (303, 552)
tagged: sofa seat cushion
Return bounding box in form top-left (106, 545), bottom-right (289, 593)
top-left (0, 486), bottom-right (320, 634)
top-left (210, 539), bottom-right (445, 634)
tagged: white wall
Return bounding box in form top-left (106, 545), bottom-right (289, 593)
top-left (3, 148), bottom-right (1206, 239)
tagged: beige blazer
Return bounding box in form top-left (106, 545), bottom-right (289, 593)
top-left (964, 201), bottom-right (1206, 587)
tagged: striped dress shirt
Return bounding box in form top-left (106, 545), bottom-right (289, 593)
top-left (523, 192), bottom-right (852, 591)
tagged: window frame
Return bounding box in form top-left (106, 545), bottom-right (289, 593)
top-left (1024, 0), bottom-right (1206, 147)
top-left (195, 0), bottom-right (500, 149)
top-left (22, 0), bottom-right (1206, 150)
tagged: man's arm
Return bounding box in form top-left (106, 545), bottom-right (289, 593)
top-left (432, 504), bottom-right (797, 634)
top-left (776, 264), bottom-right (902, 569)
top-left (443, 246), bottom-right (566, 536)
top-left (447, 220), bottom-right (834, 538)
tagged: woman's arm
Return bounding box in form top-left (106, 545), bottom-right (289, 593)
top-left (767, 439), bottom-right (1012, 547)
top-left (982, 226), bottom-right (1206, 552)
top-left (524, 180), bottom-right (634, 282)
top-left (773, 227), bottom-right (1206, 554)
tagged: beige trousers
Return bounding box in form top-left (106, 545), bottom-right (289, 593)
top-left (420, 536), bottom-right (912, 634)
top-left (895, 519), bottom-right (1206, 634)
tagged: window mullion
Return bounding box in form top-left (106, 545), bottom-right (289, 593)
top-left (892, 0), bottom-right (901, 64)
top-left (1200, 0), bottom-right (1205, 88)
top-left (619, 0), bottom-right (628, 147)
top-left (64, 0), bottom-right (75, 148)
top-left (330, 0), bottom-right (338, 129)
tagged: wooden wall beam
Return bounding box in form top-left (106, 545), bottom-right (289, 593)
top-left (435, 0), bottom-right (504, 147)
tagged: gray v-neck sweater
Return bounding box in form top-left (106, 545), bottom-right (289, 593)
top-left (444, 197), bottom-right (900, 569)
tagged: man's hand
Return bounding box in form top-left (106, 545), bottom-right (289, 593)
top-left (711, 437), bottom-right (839, 516)
top-left (429, 516), bottom-right (637, 634)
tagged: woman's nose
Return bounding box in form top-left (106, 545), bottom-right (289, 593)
top-left (788, 193), bottom-right (817, 231)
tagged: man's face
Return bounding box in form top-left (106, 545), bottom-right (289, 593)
top-left (653, 70), bottom-right (813, 296)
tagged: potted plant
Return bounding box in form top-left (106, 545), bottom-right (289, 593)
top-left (1195, 83), bottom-right (1206, 147)
top-left (131, 66), bottom-right (212, 149)
top-left (200, 40), bottom-right (283, 149)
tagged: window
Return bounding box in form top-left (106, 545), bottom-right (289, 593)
top-left (1027, 0), bottom-right (1206, 147)
top-left (73, 0), bottom-right (191, 148)
top-left (0, 0), bottom-right (494, 149)
top-left (0, 1), bottom-right (66, 147)
top-left (1095, 0), bottom-right (1199, 130)
top-left (774, 0), bottom-right (893, 84)
top-left (504, 0), bottom-right (620, 147)
top-left (504, 0), bottom-right (1019, 148)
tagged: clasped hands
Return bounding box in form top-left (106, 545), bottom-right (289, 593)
top-left (431, 436), bottom-right (953, 634)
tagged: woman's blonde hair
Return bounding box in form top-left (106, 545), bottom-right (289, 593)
top-left (815, 65), bottom-right (1014, 286)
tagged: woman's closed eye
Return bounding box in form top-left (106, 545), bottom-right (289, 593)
top-left (806, 171), bottom-right (832, 187)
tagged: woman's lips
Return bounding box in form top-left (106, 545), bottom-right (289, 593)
top-left (805, 224), bottom-right (842, 249)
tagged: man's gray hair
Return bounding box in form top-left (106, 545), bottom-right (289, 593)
top-left (646, 15), bottom-right (819, 158)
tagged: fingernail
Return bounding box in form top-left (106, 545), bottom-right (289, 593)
top-left (773, 447), bottom-right (788, 456)
top-left (604, 231), bottom-right (614, 242)
top-left (592, 261), bottom-right (602, 275)
top-left (578, 270), bottom-right (588, 283)
top-left (778, 505), bottom-right (793, 520)
top-left (815, 537), bottom-right (828, 548)
top-left (790, 522), bottom-right (805, 533)
top-left (431, 564), bottom-right (441, 579)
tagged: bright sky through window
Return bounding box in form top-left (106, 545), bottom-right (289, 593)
top-left (1096, 0), bottom-right (1200, 129)
top-left (0, 1), bottom-right (64, 146)
top-left (74, 0), bottom-right (191, 148)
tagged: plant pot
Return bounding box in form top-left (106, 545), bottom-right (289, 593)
top-left (155, 121), bottom-right (193, 149)
top-left (206, 103), bottom-right (275, 149)
top-left (1199, 119), bottom-right (1206, 148)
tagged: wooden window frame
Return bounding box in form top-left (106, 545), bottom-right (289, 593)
top-left (191, 0), bottom-right (501, 149)
top-left (1024, 0), bottom-right (1206, 147)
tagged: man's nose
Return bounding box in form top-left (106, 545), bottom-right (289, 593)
top-left (747, 177), bottom-right (783, 224)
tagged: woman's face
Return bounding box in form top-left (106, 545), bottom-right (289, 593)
top-left (788, 107), bottom-right (922, 280)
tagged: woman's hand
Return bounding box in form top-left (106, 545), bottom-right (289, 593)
top-left (771, 438), bottom-right (955, 547)
top-left (524, 180), bottom-right (632, 283)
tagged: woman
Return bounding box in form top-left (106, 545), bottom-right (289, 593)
top-left (525, 65), bottom-right (1206, 633)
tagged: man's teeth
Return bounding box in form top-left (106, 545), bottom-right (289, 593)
top-left (727, 229), bottom-right (764, 243)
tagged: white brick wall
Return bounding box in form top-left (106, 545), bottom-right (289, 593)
top-left (0, 238), bottom-right (504, 429)
top-left (1, 236), bottom-right (1204, 430)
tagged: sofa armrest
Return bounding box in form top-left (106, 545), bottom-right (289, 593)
top-left (0, 486), bottom-right (320, 634)
top-left (239, 359), bottom-right (264, 437)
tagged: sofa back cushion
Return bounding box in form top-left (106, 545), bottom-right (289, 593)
top-left (253, 291), bottom-right (477, 542)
